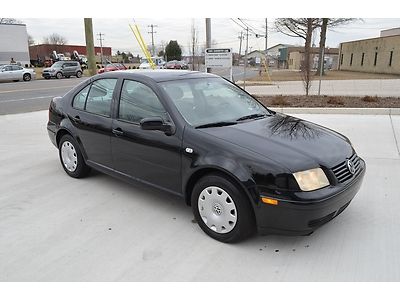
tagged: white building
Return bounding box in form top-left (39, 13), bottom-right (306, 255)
top-left (0, 23), bottom-right (30, 66)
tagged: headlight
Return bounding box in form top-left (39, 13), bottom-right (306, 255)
top-left (293, 168), bottom-right (329, 191)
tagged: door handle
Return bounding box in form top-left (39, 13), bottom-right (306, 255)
top-left (112, 128), bottom-right (124, 136)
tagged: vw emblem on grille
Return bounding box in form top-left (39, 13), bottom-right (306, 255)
top-left (347, 159), bottom-right (356, 175)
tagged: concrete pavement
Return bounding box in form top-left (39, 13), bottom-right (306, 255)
top-left (245, 78), bottom-right (400, 97)
top-left (0, 110), bottom-right (399, 281)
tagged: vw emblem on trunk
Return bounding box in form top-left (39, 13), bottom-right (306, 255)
top-left (347, 160), bottom-right (356, 175)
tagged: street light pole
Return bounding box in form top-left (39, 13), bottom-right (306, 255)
top-left (206, 18), bottom-right (211, 73)
top-left (318, 47), bottom-right (325, 96)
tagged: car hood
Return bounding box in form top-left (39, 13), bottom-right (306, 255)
top-left (199, 113), bottom-right (353, 172)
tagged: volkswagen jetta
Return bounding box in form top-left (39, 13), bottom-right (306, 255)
top-left (47, 70), bottom-right (365, 243)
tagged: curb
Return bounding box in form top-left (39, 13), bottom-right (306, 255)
top-left (272, 107), bottom-right (400, 115)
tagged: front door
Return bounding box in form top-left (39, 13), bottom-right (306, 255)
top-left (70, 78), bottom-right (118, 168)
top-left (111, 79), bottom-right (182, 194)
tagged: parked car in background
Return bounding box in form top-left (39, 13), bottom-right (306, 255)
top-left (47, 70), bottom-right (365, 243)
top-left (42, 61), bottom-right (82, 79)
top-left (139, 57), bottom-right (166, 69)
top-left (97, 63), bottom-right (127, 74)
top-left (166, 60), bottom-right (189, 70)
top-left (0, 64), bottom-right (36, 82)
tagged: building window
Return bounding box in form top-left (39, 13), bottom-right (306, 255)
top-left (389, 51), bottom-right (393, 67)
top-left (340, 54), bottom-right (343, 65)
top-left (374, 52), bottom-right (378, 66)
top-left (350, 53), bottom-right (353, 66)
top-left (361, 53), bottom-right (365, 66)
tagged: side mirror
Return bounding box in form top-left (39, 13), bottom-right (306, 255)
top-left (140, 117), bottom-right (174, 135)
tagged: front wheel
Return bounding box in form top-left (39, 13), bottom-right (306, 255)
top-left (191, 174), bottom-right (256, 243)
top-left (58, 134), bottom-right (91, 178)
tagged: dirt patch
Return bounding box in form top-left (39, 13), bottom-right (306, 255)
top-left (254, 95), bottom-right (400, 108)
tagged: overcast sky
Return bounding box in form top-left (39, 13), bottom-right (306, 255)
top-left (23, 18), bottom-right (400, 56)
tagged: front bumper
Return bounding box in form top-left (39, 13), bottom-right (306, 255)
top-left (256, 159), bottom-right (366, 235)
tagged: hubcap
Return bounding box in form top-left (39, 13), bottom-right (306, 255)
top-left (61, 141), bottom-right (78, 172)
top-left (198, 186), bottom-right (237, 234)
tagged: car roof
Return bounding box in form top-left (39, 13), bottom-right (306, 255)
top-left (100, 69), bottom-right (219, 82)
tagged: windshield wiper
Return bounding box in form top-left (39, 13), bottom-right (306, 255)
top-left (236, 113), bottom-right (267, 122)
top-left (195, 121), bottom-right (237, 129)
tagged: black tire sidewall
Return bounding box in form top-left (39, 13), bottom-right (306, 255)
top-left (76, 71), bottom-right (82, 78)
top-left (58, 135), bottom-right (89, 178)
top-left (23, 73), bottom-right (31, 81)
top-left (191, 174), bottom-right (255, 243)
top-left (56, 72), bottom-right (62, 79)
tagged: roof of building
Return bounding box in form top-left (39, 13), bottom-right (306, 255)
top-left (340, 33), bottom-right (400, 45)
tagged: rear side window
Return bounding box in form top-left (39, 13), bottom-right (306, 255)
top-left (73, 85), bottom-right (90, 110)
top-left (119, 80), bottom-right (166, 123)
top-left (85, 79), bottom-right (117, 117)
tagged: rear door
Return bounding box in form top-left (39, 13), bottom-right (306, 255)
top-left (70, 78), bottom-right (118, 168)
top-left (11, 65), bottom-right (23, 80)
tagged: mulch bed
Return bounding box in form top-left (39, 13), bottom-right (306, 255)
top-left (254, 95), bottom-right (400, 108)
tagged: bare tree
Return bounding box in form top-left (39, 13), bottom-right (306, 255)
top-left (0, 18), bottom-right (21, 24)
top-left (316, 18), bottom-right (356, 75)
top-left (189, 20), bottom-right (199, 71)
top-left (28, 34), bottom-right (35, 46)
top-left (275, 18), bottom-right (319, 95)
top-left (43, 33), bottom-right (67, 45)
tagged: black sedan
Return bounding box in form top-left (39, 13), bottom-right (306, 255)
top-left (47, 70), bottom-right (365, 243)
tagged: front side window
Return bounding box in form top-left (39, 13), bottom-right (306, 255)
top-left (85, 79), bottom-right (117, 117)
top-left (119, 80), bottom-right (166, 123)
top-left (160, 78), bottom-right (269, 127)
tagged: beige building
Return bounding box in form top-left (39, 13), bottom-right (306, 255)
top-left (338, 29), bottom-right (400, 74)
top-left (287, 47), bottom-right (339, 70)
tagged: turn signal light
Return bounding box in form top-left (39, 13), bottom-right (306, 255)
top-left (261, 197), bottom-right (278, 206)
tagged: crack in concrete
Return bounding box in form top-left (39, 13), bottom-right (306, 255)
top-left (389, 114), bottom-right (400, 157)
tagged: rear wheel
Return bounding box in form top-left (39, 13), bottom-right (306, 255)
top-left (58, 134), bottom-right (90, 178)
top-left (76, 71), bottom-right (82, 78)
top-left (56, 72), bottom-right (63, 79)
top-left (23, 73), bottom-right (31, 81)
top-left (191, 174), bottom-right (256, 243)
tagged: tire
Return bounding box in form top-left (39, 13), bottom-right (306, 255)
top-left (58, 134), bottom-right (91, 178)
top-left (23, 73), bottom-right (31, 81)
top-left (76, 71), bottom-right (82, 78)
top-left (191, 174), bottom-right (256, 243)
top-left (56, 72), bottom-right (63, 79)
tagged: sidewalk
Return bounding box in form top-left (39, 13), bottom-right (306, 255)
top-left (244, 78), bottom-right (400, 97)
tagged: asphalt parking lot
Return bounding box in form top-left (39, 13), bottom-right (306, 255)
top-left (0, 109), bottom-right (399, 281)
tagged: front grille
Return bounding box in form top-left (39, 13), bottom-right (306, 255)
top-left (331, 153), bottom-right (361, 183)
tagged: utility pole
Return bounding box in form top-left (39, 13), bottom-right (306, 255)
top-left (148, 24), bottom-right (158, 56)
top-left (243, 26), bottom-right (249, 90)
top-left (97, 33), bottom-right (105, 66)
top-left (205, 18), bottom-right (211, 73)
top-left (84, 18), bottom-right (96, 76)
top-left (238, 31), bottom-right (243, 58)
top-left (265, 18), bottom-right (268, 66)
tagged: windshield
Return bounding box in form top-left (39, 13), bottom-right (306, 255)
top-left (160, 78), bottom-right (270, 127)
